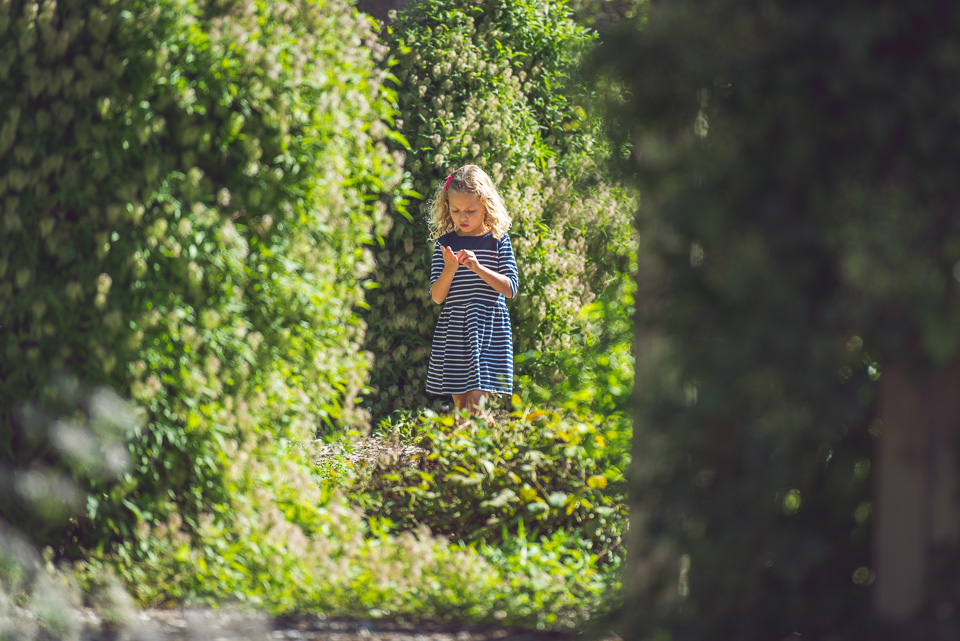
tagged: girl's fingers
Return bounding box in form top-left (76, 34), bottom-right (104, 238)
top-left (446, 247), bottom-right (476, 266)
top-left (444, 247), bottom-right (462, 267)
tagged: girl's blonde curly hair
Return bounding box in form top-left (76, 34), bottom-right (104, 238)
top-left (427, 165), bottom-right (511, 243)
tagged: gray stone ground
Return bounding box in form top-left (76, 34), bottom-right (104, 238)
top-left (77, 607), bottom-right (612, 641)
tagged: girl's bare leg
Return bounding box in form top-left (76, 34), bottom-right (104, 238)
top-left (454, 390), bottom-right (488, 416)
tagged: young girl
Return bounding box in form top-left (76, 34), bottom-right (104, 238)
top-left (426, 165), bottom-right (519, 415)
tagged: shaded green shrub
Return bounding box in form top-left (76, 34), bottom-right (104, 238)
top-left (353, 406), bottom-right (628, 562)
top-left (0, 0), bottom-right (402, 552)
top-left (364, 0), bottom-right (637, 419)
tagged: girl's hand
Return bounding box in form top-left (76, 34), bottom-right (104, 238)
top-left (456, 249), bottom-right (479, 271)
top-left (442, 245), bottom-right (460, 270)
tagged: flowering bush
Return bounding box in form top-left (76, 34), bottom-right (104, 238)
top-left (0, 0), bottom-right (402, 552)
top-left (363, 0), bottom-right (637, 419)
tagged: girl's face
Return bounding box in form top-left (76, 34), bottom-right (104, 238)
top-left (449, 191), bottom-right (488, 236)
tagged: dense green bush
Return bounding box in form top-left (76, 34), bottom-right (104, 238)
top-left (363, 0), bottom-right (637, 420)
top-left (77, 416), bottom-right (617, 629)
top-left (353, 406), bottom-right (628, 561)
top-left (0, 0), bottom-right (402, 552)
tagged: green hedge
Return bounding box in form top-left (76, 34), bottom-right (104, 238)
top-left (0, 0), bottom-right (402, 551)
top-left (363, 0), bottom-right (637, 420)
top-left (591, 0), bottom-right (960, 637)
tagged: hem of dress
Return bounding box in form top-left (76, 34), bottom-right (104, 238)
top-left (426, 387), bottom-right (511, 396)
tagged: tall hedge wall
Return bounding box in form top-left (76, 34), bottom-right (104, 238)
top-left (594, 0), bottom-right (960, 637)
top-left (0, 0), bottom-right (402, 551)
top-left (364, 0), bottom-right (637, 419)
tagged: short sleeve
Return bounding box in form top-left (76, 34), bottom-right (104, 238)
top-left (497, 234), bottom-right (519, 298)
top-left (429, 241), bottom-right (444, 291)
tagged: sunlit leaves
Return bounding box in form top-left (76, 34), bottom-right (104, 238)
top-left (350, 404), bottom-right (629, 559)
top-left (0, 0), bottom-right (402, 555)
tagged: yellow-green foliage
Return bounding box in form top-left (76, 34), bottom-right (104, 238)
top-left (364, 0), bottom-right (637, 418)
top-left (353, 405), bottom-right (628, 561)
top-left (0, 0), bottom-right (403, 550)
top-left (79, 425), bottom-right (615, 628)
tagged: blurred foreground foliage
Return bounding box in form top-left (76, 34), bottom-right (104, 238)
top-left (0, 379), bottom-right (140, 641)
top-left (594, 0), bottom-right (960, 638)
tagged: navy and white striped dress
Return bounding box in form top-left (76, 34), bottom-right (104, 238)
top-left (427, 231), bottom-right (519, 395)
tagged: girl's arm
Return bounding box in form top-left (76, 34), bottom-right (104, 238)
top-left (431, 245), bottom-right (460, 304)
top-left (456, 249), bottom-right (515, 298)
top-left (497, 234), bottom-right (519, 297)
top-left (473, 262), bottom-right (515, 298)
